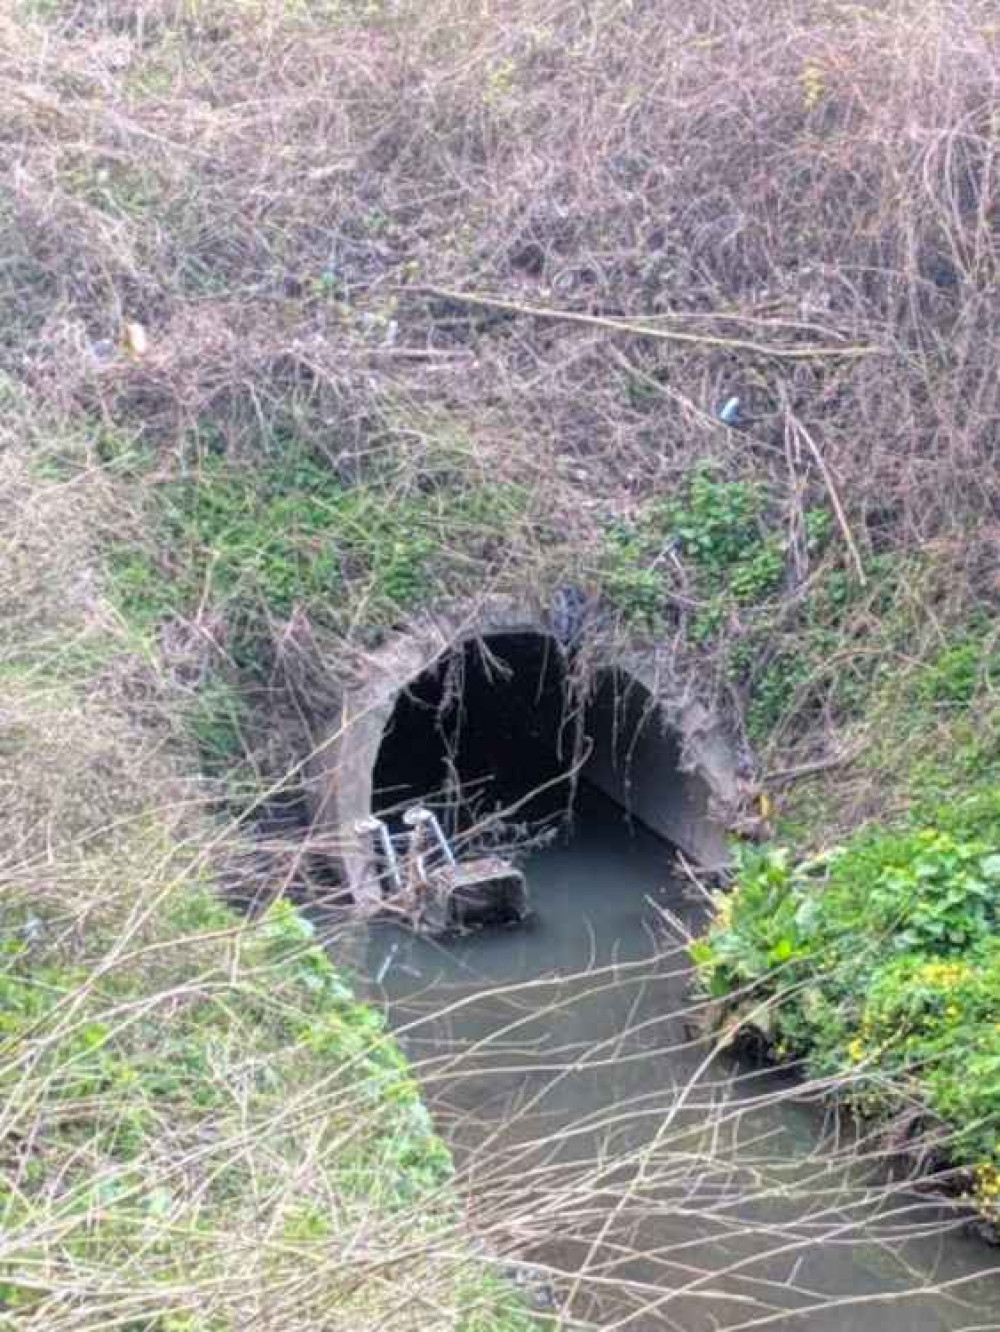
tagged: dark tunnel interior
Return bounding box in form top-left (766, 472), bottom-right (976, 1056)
top-left (371, 633), bottom-right (579, 836)
top-left (370, 632), bottom-right (688, 854)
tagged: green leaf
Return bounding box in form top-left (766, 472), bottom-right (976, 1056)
top-left (146, 1187), bottom-right (173, 1218)
top-left (80, 1022), bottom-right (110, 1050)
top-left (768, 937), bottom-right (796, 964)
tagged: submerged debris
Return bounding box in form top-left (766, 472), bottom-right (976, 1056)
top-left (375, 940), bottom-right (399, 984)
top-left (356, 807), bottom-right (531, 937)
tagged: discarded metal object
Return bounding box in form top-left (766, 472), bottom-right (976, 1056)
top-left (441, 854), bottom-right (529, 931)
top-left (718, 394), bottom-right (741, 426)
top-left (403, 806), bottom-right (455, 867)
top-left (355, 814), bottom-right (403, 892)
top-left (354, 808), bottom-right (530, 937)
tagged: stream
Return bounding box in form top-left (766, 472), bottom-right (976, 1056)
top-left (347, 786), bottom-right (1000, 1330)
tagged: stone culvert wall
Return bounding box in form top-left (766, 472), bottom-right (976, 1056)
top-left (307, 600), bottom-right (740, 906)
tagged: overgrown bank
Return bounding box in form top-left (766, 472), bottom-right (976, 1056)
top-left (696, 650), bottom-right (1000, 1233)
top-left (8, 0), bottom-right (1000, 796)
top-left (697, 806), bottom-right (1000, 1226)
top-left (6, 0), bottom-right (1000, 1318)
top-left (0, 435), bottom-right (535, 1328)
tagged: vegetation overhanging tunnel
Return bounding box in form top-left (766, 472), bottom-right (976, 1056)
top-left (370, 631), bottom-right (718, 871)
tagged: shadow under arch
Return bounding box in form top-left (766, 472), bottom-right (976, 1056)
top-left (307, 601), bottom-right (736, 906)
top-left (370, 632), bottom-right (720, 884)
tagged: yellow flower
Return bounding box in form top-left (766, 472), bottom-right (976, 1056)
top-left (917, 961), bottom-right (972, 988)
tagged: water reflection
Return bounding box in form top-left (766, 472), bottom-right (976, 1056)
top-left (350, 787), bottom-right (1000, 1330)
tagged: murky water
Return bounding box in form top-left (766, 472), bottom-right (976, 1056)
top-left (347, 787), bottom-right (1000, 1330)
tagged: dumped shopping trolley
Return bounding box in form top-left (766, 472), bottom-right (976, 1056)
top-left (354, 806), bottom-right (530, 936)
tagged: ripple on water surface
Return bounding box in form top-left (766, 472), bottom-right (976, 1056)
top-left (348, 788), bottom-right (1000, 1332)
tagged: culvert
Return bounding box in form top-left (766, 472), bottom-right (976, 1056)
top-left (371, 632), bottom-right (574, 831)
top-left (307, 601), bottom-right (739, 906)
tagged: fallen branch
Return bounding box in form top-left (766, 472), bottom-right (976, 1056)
top-left (790, 414), bottom-right (868, 586)
top-left (762, 742), bottom-right (868, 789)
top-left (412, 287), bottom-right (881, 361)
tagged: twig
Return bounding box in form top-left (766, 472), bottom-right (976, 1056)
top-left (608, 348), bottom-right (719, 431)
top-left (673, 851), bottom-right (720, 908)
top-left (411, 286), bottom-right (880, 360)
top-left (762, 742), bottom-right (867, 789)
top-left (790, 415), bottom-right (868, 586)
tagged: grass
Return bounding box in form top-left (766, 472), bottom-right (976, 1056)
top-left (109, 446), bottom-right (533, 637)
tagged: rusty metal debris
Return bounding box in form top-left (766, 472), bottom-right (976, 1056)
top-left (355, 807), bottom-right (530, 936)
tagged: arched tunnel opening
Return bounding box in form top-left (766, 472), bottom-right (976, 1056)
top-left (370, 631), bottom-right (717, 867)
top-left (372, 633), bottom-right (577, 840)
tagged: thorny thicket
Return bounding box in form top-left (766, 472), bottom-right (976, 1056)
top-left (6, 0), bottom-right (1000, 794)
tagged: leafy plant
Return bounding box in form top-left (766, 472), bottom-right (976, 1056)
top-left (729, 538), bottom-right (786, 604)
top-left (658, 466), bottom-right (767, 576)
top-left (597, 521), bottom-right (668, 627)
top-left (695, 818), bottom-right (1000, 1204)
top-left (111, 450), bottom-right (528, 635)
top-left (913, 632), bottom-right (1000, 708)
top-left (596, 465), bottom-right (798, 629)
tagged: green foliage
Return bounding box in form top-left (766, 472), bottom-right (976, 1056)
top-left (457, 1271), bottom-right (547, 1332)
top-left (110, 546), bottom-right (185, 631)
top-left (247, 902), bottom-right (454, 1202)
top-left (698, 577), bottom-right (1000, 1210)
top-left (696, 819), bottom-right (1000, 1183)
top-left (804, 506), bottom-right (833, 550)
top-left (110, 449), bottom-right (528, 635)
top-left (732, 551), bottom-right (948, 749)
top-left (691, 845), bottom-right (822, 992)
top-left (596, 464), bottom-right (797, 628)
top-left (187, 677), bottom-right (250, 772)
top-left (744, 651), bottom-right (813, 744)
top-left (659, 466), bottom-right (768, 576)
top-left (728, 538), bottom-right (786, 604)
top-left (926, 788), bottom-right (1000, 842)
top-left (598, 520), bottom-right (669, 628)
top-left (912, 630), bottom-right (1000, 708)
top-left (867, 834), bottom-right (1000, 954)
